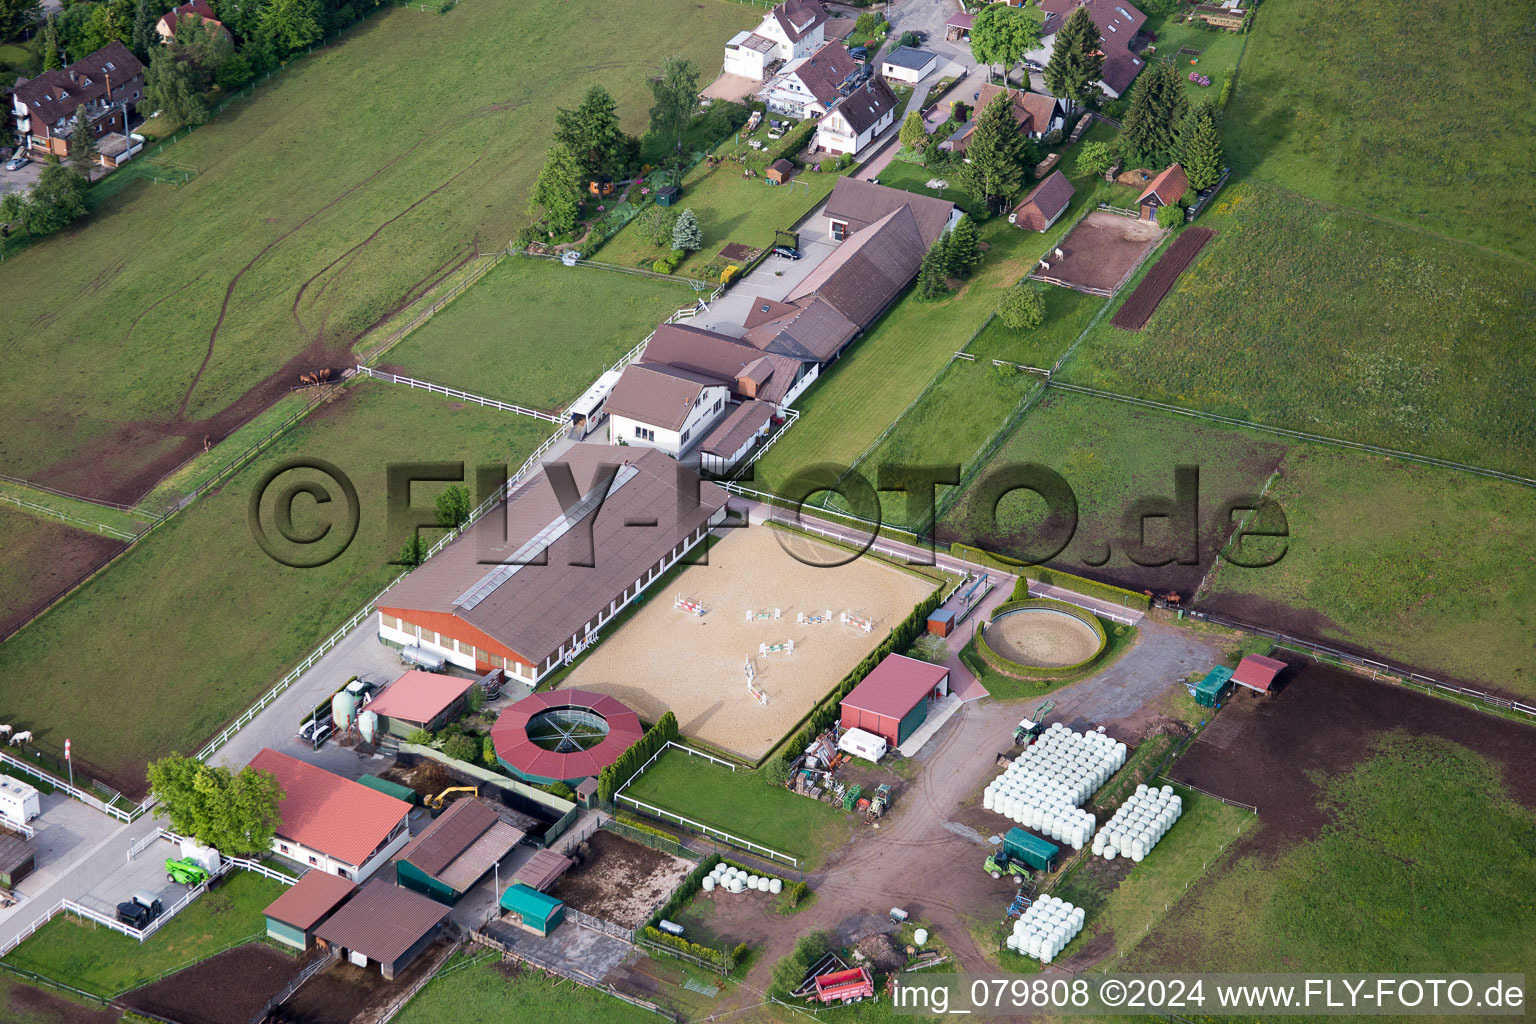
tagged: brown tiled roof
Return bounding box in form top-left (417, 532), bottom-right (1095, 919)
top-left (742, 296), bottom-right (860, 363)
top-left (606, 363), bottom-right (718, 431)
top-left (823, 177), bottom-right (956, 249)
top-left (787, 42), bottom-right (859, 105)
top-left (1012, 170), bottom-right (1076, 230)
top-left (1137, 163), bottom-right (1188, 206)
top-left (641, 324), bottom-right (799, 405)
top-left (13, 42), bottom-right (143, 132)
top-left (263, 870), bottom-right (356, 931)
top-left (946, 10), bottom-right (975, 28)
top-left (396, 798), bottom-right (499, 877)
top-left (972, 85), bottom-right (1063, 138)
top-left (1039, 0), bottom-right (1147, 95)
top-left (769, 0), bottom-right (828, 42)
top-left (249, 749), bottom-right (411, 868)
top-left (512, 848), bottom-right (574, 891)
top-left (377, 447), bottom-right (728, 668)
top-left (314, 879), bottom-right (448, 964)
top-left (699, 401), bottom-right (775, 458)
top-left (787, 206), bottom-right (925, 327)
top-left (742, 297), bottom-right (800, 329)
top-left (825, 77), bottom-right (898, 135)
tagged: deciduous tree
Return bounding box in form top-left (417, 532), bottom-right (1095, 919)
top-left (147, 755), bottom-right (284, 856)
top-left (969, 4), bottom-right (1041, 82)
top-left (648, 56), bottom-right (700, 155)
top-left (998, 282), bottom-right (1045, 330)
top-left (956, 90), bottom-right (1029, 213)
top-left (435, 483), bottom-right (471, 529)
top-left (640, 204), bottom-right (678, 246)
top-left (144, 47), bottom-right (207, 125)
top-left (1074, 139), bottom-right (1112, 177)
top-left (671, 207), bottom-right (702, 251)
top-left (528, 142), bottom-right (583, 235)
top-left (259, 0), bottom-right (321, 56)
top-left (1042, 6), bottom-right (1103, 114)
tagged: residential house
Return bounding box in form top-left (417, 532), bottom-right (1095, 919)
top-left (880, 46), bottom-right (939, 84)
top-left (942, 85), bottom-right (1064, 155)
top-left (1009, 169), bottom-right (1075, 231)
top-left (724, 0), bottom-right (829, 80)
top-left (12, 42), bottom-right (144, 161)
top-left (249, 748), bottom-right (412, 883)
top-left (762, 42), bottom-right (860, 118)
top-left (696, 401), bottom-right (776, 477)
top-left (1026, 0), bottom-right (1148, 99)
top-left (377, 446), bottom-right (728, 685)
top-left (641, 323), bottom-right (811, 409)
top-left (814, 76), bottom-right (899, 157)
top-left (605, 363), bottom-right (733, 457)
top-left (1137, 163), bottom-right (1187, 221)
top-left (155, 0), bottom-right (231, 43)
top-left (821, 175), bottom-right (961, 244)
top-left (1193, 0), bottom-right (1246, 29)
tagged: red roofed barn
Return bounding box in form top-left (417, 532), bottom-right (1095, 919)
top-left (1010, 170), bottom-right (1076, 231)
top-left (250, 748), bottom-right (412, 882)
top-left (1137, 163), bottom-right (1189, 222)
top-left (263, 870), bottom-right (356, 950)
top-left (839, 654), bottom-right (951, 748)
top-left (367, 670), bottom-right (476, 737)
top-left (1232, 654), bottom-right (1286, 695)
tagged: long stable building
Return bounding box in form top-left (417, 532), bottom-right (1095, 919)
top-left (379, 446), bottom-right (729, 686)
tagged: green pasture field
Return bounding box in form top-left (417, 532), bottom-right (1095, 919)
top-left (1121, 734), bottom-right (1536, 980)
top-left (1059, 184), bottom-right (1536, 476)
top-left (754, 168), bottom-right (1112, 495)
top-left (594, 141), bottom-right (846, 281)
top-left (394, 953), bottom-right (664, 1024)
top-left (0, 384), bottom-right (549, 790)
top-left (0, 0), bottom-right (752, 495)
top-left (936, 390), bottom-right (1289, 584)
top-left (967, 285), bottom-right (1105, 370)
top-left (1053, 786), bottom-right (1255, 968)
top-left (623, 749), bottom-right (853, 868)
top-left (383, 256), bottom-right (696, 410)
top-left (1203, 445), bottom-right (1536, 700)
top-left (1224, 0), bottom-right (1536, 260)
top-left (1, 872), bottom-right (288, 997)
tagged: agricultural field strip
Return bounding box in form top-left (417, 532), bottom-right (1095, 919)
top-left (1110, 229), bottom-right (1216, 331)
top-left (1047, 381), bottom-right (1536, 489)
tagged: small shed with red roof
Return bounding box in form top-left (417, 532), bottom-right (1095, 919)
top-left (839, 654), bottom-right (950, 748)
top-left (368, 670), bottom-right (477, 737)
top-left (263, 870), bottom-right (356, 950)
top-left (1137, 163), bottom-right (1189, 222)
top-left (1232, 654), bottom-right (1286, 695)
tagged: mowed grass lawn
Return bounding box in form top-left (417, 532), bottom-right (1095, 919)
top-left (1053, 786), bottom-right (1255, 968)
top-left (1224, 0), bottom-right (1536, 260)
top-left (395, 954), bottom-right (664, 1024)
top-left (383, 257), bottom-right (696, 411)
top-left (1121, 734), bottom-right (1536, 977)
top-left (595, 143), bottom-right (846, 281)
top-left (1141, 16), bottom-right (1245, 106)
top-left (2, 872), bottom-right (288, 996)
top-left (755, 161), bottom-right (1112, 496)
top-left (1204, 445), bottom-right (1536, 700)
top-left (937, 391), bottom-right (1289, 591)
top-left (0, 0), bottom-right (752, 490)
top-left (623, 749), bottom-right (853, 868)
top-left (0, 384), bottom-right (549, 791)
top-left (1060, 184), bottom-right (1536, 476)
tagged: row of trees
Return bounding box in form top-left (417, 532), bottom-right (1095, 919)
top-left (596, 710), bottom-right (678, 802)
top-left (969, 4), bottom-right (1104, 116)
top-left (1120, 60), bottom-right (1223, 189)
top-left (916, 214), bottom-right (983, 299)
top-left (147, 753), bottom-right (283, 856)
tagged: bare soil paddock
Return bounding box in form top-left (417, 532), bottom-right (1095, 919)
top-left (560, 526), bottom-right (937, 760)
top-left (1031, 211), bottom-right (1163, 295)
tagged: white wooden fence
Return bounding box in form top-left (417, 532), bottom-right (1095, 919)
top-left (615, 792), bottom-right (798, 867)
top-left (353, 367), bottom-right (562, 422)
top-left (0, 752), bottom-right (147, 823)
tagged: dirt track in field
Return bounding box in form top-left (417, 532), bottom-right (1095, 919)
top-left (560, 527), bottom-right (936, 760)
top-left (1167, 656), bottom-right (1536, 855)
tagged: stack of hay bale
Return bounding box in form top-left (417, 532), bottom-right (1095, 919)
top-left (983, 724), bottom-right (1126, 849)
top-left (1092, 783), bottom-right (1182, 862)
top-left (1005, 894), bottom-right (1085, 964)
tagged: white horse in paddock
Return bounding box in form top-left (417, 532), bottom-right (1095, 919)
top-left (8, 731), bottom-right (31, 747)
top-left (0, 725), bottom-right (12, 740)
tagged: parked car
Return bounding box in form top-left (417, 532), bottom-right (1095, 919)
top-left (773, 245), bottom-right (803, 260)
top-left (298, 718), bottom-right (333, 744)
top-left (5, 154), bottom-right (28, 172)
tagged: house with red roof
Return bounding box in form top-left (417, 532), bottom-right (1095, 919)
top-left (155, 0), bottom-right (231, 43)
top-left (1026, 0), bottom-right (1150, 99)
top-left (249, 748), bottom-right (412, 883)
top-left (1137, 163), bottom-right (1189, 221)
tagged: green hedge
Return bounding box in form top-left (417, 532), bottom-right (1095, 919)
top-left (768, 588), bottom-right (944, 773)
top-left (949, 542), bottom-right (1152, 611)
top-left (975, 598), bottom-right (1108, 680)
top-left (642, 852), bottom-right (740, 972)
top-left (598, 711), bottom-right (679, 802)
top-left (767, 117), bottom-right (818, 166)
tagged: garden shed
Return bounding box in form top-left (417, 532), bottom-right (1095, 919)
top-left (656, 185), bottom-right (681, 207)
top-left (766, 159), bottom-right (795, 184)
top-left (263, 870), bottom-right (356, 951)
top-left (0, 833), bottom-right (35, 888)
top-left (499, 883), bottom-right (564, 937)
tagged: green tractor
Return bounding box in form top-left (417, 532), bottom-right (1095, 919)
top-left (1013, 700), bottom-right (1055, 745)
top-left (166, 857), bottom-right (211, 888)
top-left (984, 827), bottom-right (1059, 884)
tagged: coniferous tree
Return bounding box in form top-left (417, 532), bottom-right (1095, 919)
top-left (1178, 102), bottom-right (1222, 190)
top-left (68, 107), bottom-right (99, 174)
top-left (0, 0), bottom-right (40, 41)
top-left (41, 14), bottom-right (62, 70)
top-left (554, 84), bottom-right (628, 182)
top-left (1042, 6), bottom-right (1103, 114)
top-left (129, 0), bottom-right (155, 59)
top-left (916, 235), bottom-right (950, 299)
top-left (898, 110), bottom-right (927, 154)
top-left (1119, 61), bottom-right (1186, 167)
top-left (946, 214), bottom-right (983, 276)
top-left (528, 142), bottom-right (584, 235)
top-left (956, 91), bottom-right (1030, 213)
top-left (671, 207), bottom-right (702, 251)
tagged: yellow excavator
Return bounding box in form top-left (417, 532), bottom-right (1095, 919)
top-left (425, 785), bottom-right (478, 810)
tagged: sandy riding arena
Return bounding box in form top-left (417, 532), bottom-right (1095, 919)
top-left (985, 606), bottom-right (1103, 668)
top-left (560, 526), bottom-right (936, 760)
top-left (1031, 211), bottom-right (1162, 295)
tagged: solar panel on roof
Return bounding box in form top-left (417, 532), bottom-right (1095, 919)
top-left (453, 464), bottom-right (639, 611)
